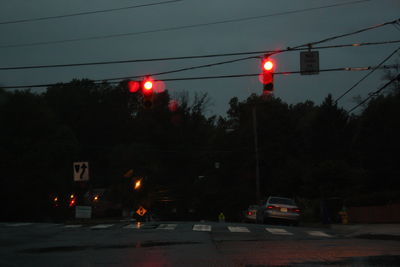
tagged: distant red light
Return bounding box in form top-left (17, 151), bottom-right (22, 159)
top-left (128, 81), bottom-right (140, 93)
top-left (69, 198), bottom-right (76, 207)
top-left (168, 100), bottom-right (178, 112)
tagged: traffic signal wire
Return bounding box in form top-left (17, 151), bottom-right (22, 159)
top-left (334, 46), bottom-right (400, 104)
top-left (0, 0), bottom-right (377, 49)
top-left (347, 73), bottom-right (400, 113)
top-left (2, 65), bottom-right (397, 89)
top-left (0, 0), bottom-right (183, 25)
top-left (1, 40), bottom-right (399, 71)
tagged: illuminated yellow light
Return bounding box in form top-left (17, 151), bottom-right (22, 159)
top-left (54, 197), bottom-right (58, 202)
top-left (134, 179), bottom-right (142, 190)
top-left (70, 194), bottom-right (75, 199)
top-left (94, 195), bottom-right (99, 201)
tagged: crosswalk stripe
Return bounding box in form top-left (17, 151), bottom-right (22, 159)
top-left (307, 231), bottom-right (332, 237)
top-left (193, 224), bottom-right (212, 232)
top-left (90, 224), bottom-right (114, 229)
top-left (265, 227), bottom-right (293, 235)
top-left (5, 223), bottom-right (33, 227)
top-left (64, 225), bottom-right (82, 228)
top-left (124, 223), bottom-right (142, 229)
top-left (157, 224), bottom-right (177, 230)
top-left (228, 226), bottom-right (250, 233)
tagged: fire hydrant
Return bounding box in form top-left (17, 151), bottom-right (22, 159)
top-left (338, 208), bottom-right (348, 224)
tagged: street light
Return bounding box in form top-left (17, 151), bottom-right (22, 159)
top-left (134, 178), bottom-right (142, 190)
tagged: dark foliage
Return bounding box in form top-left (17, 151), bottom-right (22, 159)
top-left (1, 75), bottom-right (399, 222)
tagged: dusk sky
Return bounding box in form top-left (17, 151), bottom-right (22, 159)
top-left (0, 0), bottom-right (399, 116)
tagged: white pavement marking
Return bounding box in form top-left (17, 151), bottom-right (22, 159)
top-left (5, 223), bottom-right (33, 227)
top-left (124, 224), bottom-right (141, 229)
top-left (90, 224), bottom-right (114, 229)
top-left (228, 226), bottom-right (250, 233)
top-left (265, 227), bottom-right (294, 235)
top-left (307, 231), bottom-right (332, 237)
top-left (64, 225), bottom-right (82, 228)
top-left (157, 224), bottom-right (177, 230)
top-left (193, 224), bottom-right (212, 232)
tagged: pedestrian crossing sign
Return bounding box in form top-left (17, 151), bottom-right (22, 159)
top-left (136, 206), bottom-right (147, 216)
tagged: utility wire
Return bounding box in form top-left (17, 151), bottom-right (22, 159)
top-left (97, 56), bottom-right (258, 82)
top-left (335, 46), bottom-right (400, 104)
top-left (94, 41), bottom-right (400, 82)
top-left (2, 65), bottom-right (397, 89)
top-left (1, 40), bottom-right (399, 71)
top-left (0, 0), bottom-right (183, 25)
top-left (289, 18), bottom-right (400, 51)
top-left (0, 0), bottom-right (374, 48)
top-left (347, 73), bottom-right (400, 113)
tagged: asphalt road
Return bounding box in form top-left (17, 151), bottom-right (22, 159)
top-left (1, 221), bottom-right (399, 266)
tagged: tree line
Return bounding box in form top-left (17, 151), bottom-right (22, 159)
top-left (1, 73), bottom-right (399, 222)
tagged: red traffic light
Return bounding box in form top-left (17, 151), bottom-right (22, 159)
top-left (263, 60), bottom-right (274, 71)
top-left (143, 81), bottom-right (153, 91)
top-left (128, 81), bottom-right (140, 93)
top-left (141, 76), bottom-right (154, 108)
top-left (259, 57), bottom-right (275, 93)
top-left (142, 77), bottom-right (154, 94)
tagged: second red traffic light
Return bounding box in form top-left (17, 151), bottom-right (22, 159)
top-left (260, 56), bottom-right (275, 94)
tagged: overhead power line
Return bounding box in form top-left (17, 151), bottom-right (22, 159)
top-left (1, 40), bottom-right (399, 71)
top-left (0, 0), bottom-right (183, 25)
top-left (335, 46), bottom-right (400, 103)
top-left (2, 65), bottom-right (397, 89)
top-left (0, 0), bottom-right (375, 48)
top-left (347, 73), bottom-right (400, 113)
top-left (291, 18), bottom-right (400, 50)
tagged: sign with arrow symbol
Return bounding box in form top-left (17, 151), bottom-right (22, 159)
top-left (73, 162), bottom-right (89, 181)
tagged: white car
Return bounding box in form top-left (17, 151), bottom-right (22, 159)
top-left (256, 197), bottom-right (301, 226)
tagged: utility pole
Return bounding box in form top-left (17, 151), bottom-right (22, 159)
top-left (252, 106), bottom-right (261, 202)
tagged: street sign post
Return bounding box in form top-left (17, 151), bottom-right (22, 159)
top-left (300, 51), bottom-right (319, 75)
top-left (73, 162), bottom-right (89, 181)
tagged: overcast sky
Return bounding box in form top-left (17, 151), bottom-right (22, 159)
top-left (0, 0), bottom-right (399, 116)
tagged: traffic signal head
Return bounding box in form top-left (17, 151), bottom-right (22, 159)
top-left (142, 76), bottom-right (154, 108)
top-left (260, 56), bottom-right (275, 94)
top-left (143, 80), bottom-right (153, 91)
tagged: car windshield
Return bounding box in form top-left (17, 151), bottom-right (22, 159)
top-left (269, 198), bottom-right (295, 205)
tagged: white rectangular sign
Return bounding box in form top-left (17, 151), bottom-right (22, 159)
top-left (73, 162), bottom-right (89, 181)
top-left (75, 206), bottom-right (92, 219)
top-left (300, 51), bottom-right (319, 75)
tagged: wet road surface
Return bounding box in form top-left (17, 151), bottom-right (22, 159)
top-left (1, 221), bottom-right (399, 266)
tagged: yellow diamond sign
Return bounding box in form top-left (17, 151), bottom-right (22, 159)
top-left (136, 206), bottom-right (147, 217)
